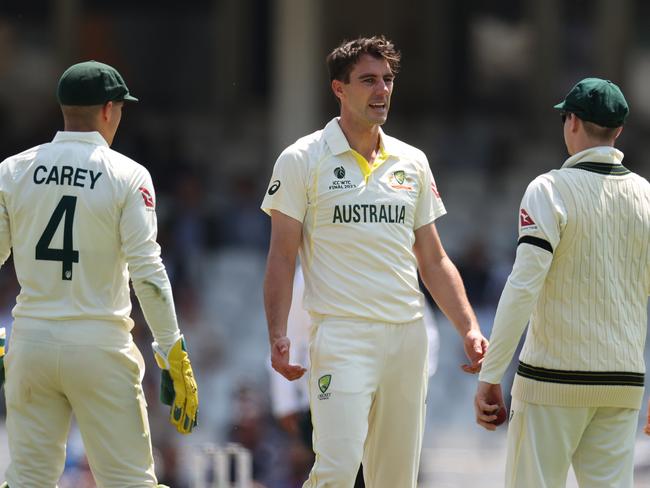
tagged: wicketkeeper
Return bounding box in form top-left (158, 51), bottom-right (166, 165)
top-left (0, 61), bottom-right (198, 487)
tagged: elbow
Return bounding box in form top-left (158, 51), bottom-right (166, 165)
top-left (506, 279), bottom-right (541, 299)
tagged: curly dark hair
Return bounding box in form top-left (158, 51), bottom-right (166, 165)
top-left (326, 35), bottom-right (401, 83)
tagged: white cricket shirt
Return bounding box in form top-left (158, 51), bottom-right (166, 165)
top-left (0, 131), bottom-right (180, 347)
top-left (262, 118), bottom-right (446, 323)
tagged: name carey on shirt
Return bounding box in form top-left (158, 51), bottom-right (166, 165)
top-left (33, 165), bottom-right (103, 189)
top-left (332, 204), bottom-right (406, 224)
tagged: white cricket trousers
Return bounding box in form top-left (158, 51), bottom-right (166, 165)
top-left (3, 317), bottom-right (157, 488)
top-left (506, 398), bottom-right (638, 488)
top-left (303, 316), bottom-right (428, 488)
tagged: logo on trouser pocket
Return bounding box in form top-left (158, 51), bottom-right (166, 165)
top-left (318, 374), bottom-right (332, 400)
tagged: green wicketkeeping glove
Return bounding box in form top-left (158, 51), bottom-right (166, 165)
top-left (152, 336), bottom-right (198, 434)
top-left (0, 328), bottom-right (5, 389)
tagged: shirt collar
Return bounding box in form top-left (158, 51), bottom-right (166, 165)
top-left (561, 146), bottom-right (624, 169)
top-left (323, 117), bottom-right (401, 157)
top-left (52, 131), bottom-right (109, 147)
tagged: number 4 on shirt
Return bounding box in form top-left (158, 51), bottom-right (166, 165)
top-left (35, 195), bottom-right (79, 280)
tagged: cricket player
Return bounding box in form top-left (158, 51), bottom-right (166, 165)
top-left (0, 61), bottom-right (198, 488)
top-left (267, 265), bottom-right (440, 487)
top-left (262, 36), bottom-right (487, 488)
top-left (475, 78), bottom-right (650, 487)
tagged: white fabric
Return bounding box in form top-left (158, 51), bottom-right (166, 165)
top-left (268, 267), bottom-right (440, 419)
top-left (5, 317), bottom-right (157, 487)
top-left (304, 316), bottom-right (428, 488)
top-left (261, 118), bottom-right (446, 323)
top-left (0, 131), bottom-right (180, 349)
top-left (505, 398), bottom-right (637, 488)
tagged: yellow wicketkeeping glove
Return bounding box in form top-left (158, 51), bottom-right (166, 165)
top-left (152, 335), bottom-right (198, 434)
top-left (0, 328), bottom-right (5, 389)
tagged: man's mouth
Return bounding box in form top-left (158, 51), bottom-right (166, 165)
top-left (369, 102), bottom-right (386, 110)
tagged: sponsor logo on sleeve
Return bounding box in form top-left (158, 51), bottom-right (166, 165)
top-left (431, 181), bottom-right (441, 198)
top-left (139, 187), bottom-right (155, 209)
top-left (267, 180), bottom-right (281, 195)
top-left (519, 208), bottom-right (537, 229)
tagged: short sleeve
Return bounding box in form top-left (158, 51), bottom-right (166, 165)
top-left (414, 158), bottom-right (446, 230)
top-left (120, 168), bottom-right (160, 277)
top-left (517, 175), bottom-right (566, 252)
top-left (261, 148), bottom-right (308, 223)
top-left (0, 166), bottom-right (12, 267)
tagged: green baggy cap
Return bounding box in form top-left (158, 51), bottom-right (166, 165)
top-left (554, 77), bottom-right (628, 128)
top-left (57, 60), bottom-right (138, 106)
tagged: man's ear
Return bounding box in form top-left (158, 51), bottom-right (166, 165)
top-left (569, 113), bottom-right (581, 133)
top-left (331, 79), bottom-right (344, 102)
top-left (101, 101), bottom-right (114, 122)
top-left (613, 126), bottom-right (623, 141)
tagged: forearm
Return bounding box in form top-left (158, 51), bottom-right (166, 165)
top-left (132, 272), bottom-right (181, 352)
top-left (421, 256), bottom-right (478, 337)
top-left (263, 253), bottom-right (296, 346)
top-left (479, 245), bottom-right (552, 384)
top-left (477, 280), bottom-right (533, 384)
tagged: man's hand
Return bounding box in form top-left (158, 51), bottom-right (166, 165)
top-left (475, 381), bottom-right (507, 430)
top-left (461, 329), bottom-right (488, 374)
top-left (153, 336), bottom-right (199, 434)
top-left (0, 327), bottom-right (5, 389)
top-left (271, 336), bottom-right (306, 381)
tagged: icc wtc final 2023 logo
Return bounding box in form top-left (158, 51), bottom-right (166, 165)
top-left (329, 165), bottom-right (356, 191)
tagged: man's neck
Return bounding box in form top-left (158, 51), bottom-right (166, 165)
top-left (338, 116), bottom-right (381, 162)
top-left (569, 140), bottom-right (615, 156)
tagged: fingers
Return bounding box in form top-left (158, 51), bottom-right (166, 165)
top-left (172, 387), bottom-right (198, 434)
top-left (463, 333), bottom-right (488, 374)
top-left (476, 398), bottom-right (500, 414)
top-left (273, 362), bottom-right (307, 381)
top-left (461, 364), bottom-right (479, 374)
top-left (273, 336), bottom-right (291, 354)
top-left (271, 336), bottom-right (306, 380)
top-left (474, 398), bottom-right (500, 430)
top-left (171, 382), bottom-right (188, 433)
top-left (275, 341), bottom-right (289, 355)
top-left (181, 372), bottom-right (199, 433)
top-left (474, 399), bottom-right (498, 430)
top-left (474, 381), bottom-right (506, 430)
top-left (476, 418), bottom-right (498, 431)
top-left (461, 357), bottom-right (483, 374)
top-left (170, 361), bottom-right (199, 434)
